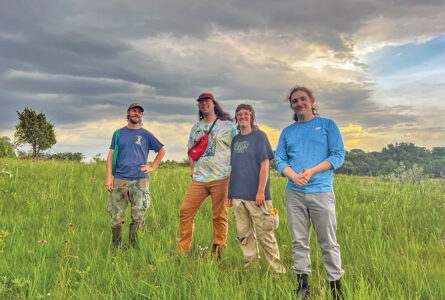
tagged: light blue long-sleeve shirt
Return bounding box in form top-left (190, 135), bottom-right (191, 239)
top-left (275, 116), bottom-right (345, 193)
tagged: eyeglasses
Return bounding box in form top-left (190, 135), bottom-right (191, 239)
top-left (290, 96), bottom-right (307, 104)
top-left (197, 98), bottom-right (212, 104)
top-left (236, 112), bottom-right (251, 117)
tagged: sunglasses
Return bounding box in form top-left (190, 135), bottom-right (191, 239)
top-left (197, 98), bottom-right (213, 104)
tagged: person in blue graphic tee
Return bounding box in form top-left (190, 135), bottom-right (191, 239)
top-left (106, 103), bottom-right (166, 248)
top-left (275, 86), bottom-right (345, 300)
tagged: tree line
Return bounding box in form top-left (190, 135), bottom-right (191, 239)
top-left (336, 143), bottom-right (445, 178)
top-left (1, 108), bottom-right (444, 178)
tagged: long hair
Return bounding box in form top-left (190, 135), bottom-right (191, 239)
top-left (235, 104), bottom-right (259, 132)
top-left (286, 86), bottom-right (319, 121)
top-left (199, 99), bottom-right (233, 121)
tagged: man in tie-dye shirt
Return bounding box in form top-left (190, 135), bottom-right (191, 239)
top-left (177, 92), bottom-right (236, 258)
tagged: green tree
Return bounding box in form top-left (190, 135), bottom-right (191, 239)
top-left (431, 147), bottom-right (445, 177)
top-left (0, 137), bottom-right (16, 158)
top-left (14, 107), bottom-right (56, 161)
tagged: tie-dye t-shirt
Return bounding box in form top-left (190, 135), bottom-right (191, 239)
top-left (188, 119), bottom-right (237, 182)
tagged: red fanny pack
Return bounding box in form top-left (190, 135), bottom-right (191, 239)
top-left (187, 119), bottom-right (217, 161)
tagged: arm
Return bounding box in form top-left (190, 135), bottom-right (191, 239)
top-left (282, 166), bottom-right (309, 186)
top-left (325, 120), bottom-right (345, 170)
top-left (106, 149), bottom-right (114, 192)
top-left (301, 160), bottom-right (333, 181)
top-left (275, 129), bottom-right (308, 186)
top-left (189, 156), bottom-right (195, 178)
top-left (187, 125), bottom-right (197, 178)
top-left (141, 147), bottom-right (166, 173)
top-left (275, 130), bottom-right (291, 176)
top-left (302, 121), bottom-right (344, 181)
top-left (255, 159), bottom-right (269, 206)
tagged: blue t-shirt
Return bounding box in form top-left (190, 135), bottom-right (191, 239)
top-left (110, 127), bottom-right (164, 180)
top-left (275, 116), bottom-right (345, 193)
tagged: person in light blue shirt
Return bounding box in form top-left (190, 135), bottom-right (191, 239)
top-left (275, 86), bottom-right (345, 300)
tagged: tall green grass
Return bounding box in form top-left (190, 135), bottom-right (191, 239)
top-left (0, 158), bottom-right (444, 299)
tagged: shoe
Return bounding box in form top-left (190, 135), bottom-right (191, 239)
top-left (295, 273), bottom-right (310, 299)
top-left (211, 244), bottom-right (223, 260)
top-left (329, 279), bottom-right (343, 300)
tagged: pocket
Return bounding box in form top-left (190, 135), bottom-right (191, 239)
top-left (327, 191), bottom-right (336, 204)
top-left (142, 188), bottom-right (151, 210)
top-left (258, 212), bottom-right (279, 232)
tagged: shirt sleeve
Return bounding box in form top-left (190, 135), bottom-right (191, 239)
top-left (229, 122), bottom-right (237, 145)
top-left (275, 128), bottom-right (291, 176)
top-left (256, 131), bottom-right (274, 164)
top-left (187, 125), bottom-right (196, 149)
top-left (147, 131), bottom-right (164, 152)
top-left (325, 120), bottom-right (345, 170)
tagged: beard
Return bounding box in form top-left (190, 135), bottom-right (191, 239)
top-left (129, 117), bottom-right (141, 124)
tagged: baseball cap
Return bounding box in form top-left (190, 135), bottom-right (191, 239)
top-left (127, 103), bottom-right (144, 112)
top-left (197, 93), bottom-right (215, 101)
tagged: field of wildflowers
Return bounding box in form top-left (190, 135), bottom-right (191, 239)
top-left (0, 158), bottom-right (444, 299)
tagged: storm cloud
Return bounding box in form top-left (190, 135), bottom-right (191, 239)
top-left (1, 0), bottom-right (444, 159)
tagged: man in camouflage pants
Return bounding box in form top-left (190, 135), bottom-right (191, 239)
top-left (106, 103), bottom-right (166, 248)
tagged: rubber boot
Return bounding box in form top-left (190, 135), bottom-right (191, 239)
top-left (296, 273), bottom-right (310, 299)
top-left (329, 279), bottom-right (343, 300)
top-left (112, 227), bottom-right (122, 248)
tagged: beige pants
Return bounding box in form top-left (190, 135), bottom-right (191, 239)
top-left (232, 199), bottom-right (286, 273)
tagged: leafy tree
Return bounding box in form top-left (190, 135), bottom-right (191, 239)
top-left (14, 107), bottom-right (56, 161)
top-left (381, 142), bottom-right (431, 169)
top-left (338, 149), bottom-right (380, 176)
top-left (432, 147), bottom-right (445, 159)
top-left (380, 159), bottom-right (398, 175)
top-left (0, 137), bottom-right (16, 158)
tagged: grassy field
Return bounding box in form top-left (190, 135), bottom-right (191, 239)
top-left (0, 158), bottom-right (444, 299)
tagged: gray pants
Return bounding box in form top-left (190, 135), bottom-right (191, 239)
top-left (285, 188), bottom-right (344, 281)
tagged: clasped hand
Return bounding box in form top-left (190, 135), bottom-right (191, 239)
top-left (292, 168), bottom-right (312, 186)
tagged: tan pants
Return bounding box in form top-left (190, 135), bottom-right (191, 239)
top-left (178, 178), bottom-right (229, 253)
top-left (232, 199), bottom-right (286, 273)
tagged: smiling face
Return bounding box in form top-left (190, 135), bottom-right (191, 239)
top-left (127, 107), bottom-right (143, 124)
top-left (290, 90), bottom-right (315, 121)
top-left (197, 98), bottom-right (215, 115)
top-left (236, 109), bottom-right (252, 129)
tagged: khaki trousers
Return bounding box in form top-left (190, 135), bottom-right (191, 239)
top-left (232, 199), bottom-right (286, 273)
top-left (178, 178), bottom-right (229, 252)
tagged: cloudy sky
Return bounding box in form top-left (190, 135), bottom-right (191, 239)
top-left (1, 0), bottom-right (444, 161)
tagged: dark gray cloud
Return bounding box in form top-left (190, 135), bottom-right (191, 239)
top-left (1, 0), bottom-right (443, 158)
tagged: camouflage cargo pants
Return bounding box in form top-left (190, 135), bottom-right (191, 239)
top-left (107, 178), bottom-right (151, 229)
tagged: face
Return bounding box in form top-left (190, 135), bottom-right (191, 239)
top-left (127, 107), bottom-right (143, 124)
top-left (236, 109), bottom-right (251, 128)
top-left (290, 90), bottom-right (314, 118)
top-left (197, 98), bottom-right (214, 115)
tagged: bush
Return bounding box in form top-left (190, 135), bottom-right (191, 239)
top-left (385, 162), bottom-right (427, 183)
top-left (0, 137), bottom-right (15, 158)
